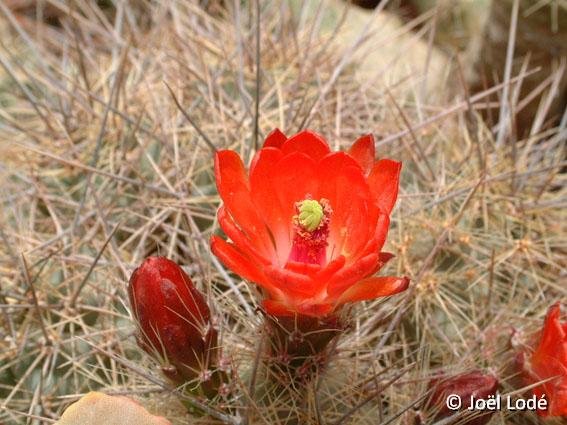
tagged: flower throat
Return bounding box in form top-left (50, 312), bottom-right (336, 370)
top-left (288, 198), bottom-right (332, 266)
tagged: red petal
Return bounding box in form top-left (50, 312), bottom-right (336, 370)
top-left (254, 148), bottom-right (337, 263)
top-left (359, 213), bottom-right (391, 257)
top-left (372, 213), bottom-right (391, 253)
top-left (249, 147), bottom-right (290, 261)
top-left (519, 304), bottom-right (567, 417)
top-left (336, 276), bottom-right (409, 306)
top-left (348, 134), bottom-right (375, 175)
top-left (215, 150), bottom-right (250, 192)
top-left (264, 266), bottom-right (319, 298)
top-left (367, 159), bottom-right (402, 215)
top-left (285, 261), bottom-right (321, 277)
top-left (317, 152), bottom-right (365, 209)
top-left (534, 303), bottom-right (567, 363)
top-left (318, 158), bottom-right (374, 260)
top-left (326, 253), bottom-right (380, 297)
top-left (215, 150), bottom-right (273, 255)
top-left (281, 130), bottom-right (331, 160)
top-left (372, 252), bottom-right (395, 274)
top-left (548, 389), bottom-right (567, 416)
top-left (530, 303), bottom-right (567, 415)
top-left (210, 236), bottom-right (277, 296)
top-left (250, 146), bottom-right (283, 177)
top-left (271, 152), bottom-right (319, 236)
top-left (315, 255), bottom-right (346, 282)
top-left (317, 152), bottom-right (363, 187)
top-left (217, 206), bottom-right (270, 265)
top-left (334, 185), bottom-right (371, 259)
top-left (263, 128), bottom-right (287, 149)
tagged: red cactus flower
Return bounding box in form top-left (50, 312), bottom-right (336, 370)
top-left (210, 129), bottom-right (409, 316)
top-left (518, 303), bottom-right (567, 417)
top-left (128, 257), bottom-right (217, 385)
top-left (425, 371), bottom-right (499, 425)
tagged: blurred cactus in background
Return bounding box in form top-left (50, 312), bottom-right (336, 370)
top-left (468, 0), bottom-right (567, 136)
top-left (351, 0), bottom-right (566, 136)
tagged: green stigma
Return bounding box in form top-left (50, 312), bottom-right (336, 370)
top-left (297, 199), bottom-right (324, 232)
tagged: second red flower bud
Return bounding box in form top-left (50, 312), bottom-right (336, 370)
top-left (128, 257), bottom-right (219, 391)
top-left (421, 371), bottom-right (499, 425)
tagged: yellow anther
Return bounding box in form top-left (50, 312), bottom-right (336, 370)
top-left (297, 199), bottom-right (324, 232)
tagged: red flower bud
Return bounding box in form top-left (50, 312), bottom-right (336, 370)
top-left (426, 371), bottom-right (498, 425)
top-left (128, 257), bottom-right (217, 385)
top-left (518, 302), bottom-right (567, 417)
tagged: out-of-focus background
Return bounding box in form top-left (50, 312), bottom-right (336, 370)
top-left (0, 1), bottom-right (565, 424)
top-left (4, 0), bottom-right (566, 131)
